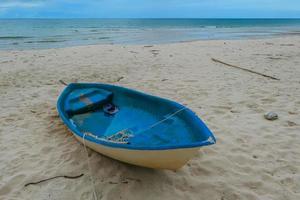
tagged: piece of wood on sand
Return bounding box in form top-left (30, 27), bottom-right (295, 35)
top-left (211, 58), bottom-right (280, 81)
top-left (24, 174), bottom-right (84, 187)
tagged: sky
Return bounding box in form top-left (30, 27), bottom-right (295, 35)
top-left (0, 0), bottom-right (300, 18)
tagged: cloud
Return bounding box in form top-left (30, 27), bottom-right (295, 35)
top-left (0, 0), bottom-right (45, 8)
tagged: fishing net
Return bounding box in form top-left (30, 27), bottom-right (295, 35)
top-left (84, 129), bottom-right (134, 144)
top-left (105, 129), bottom-right (134, 144)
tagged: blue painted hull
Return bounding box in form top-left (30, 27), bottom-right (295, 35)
top-left (57, 83), bottom-right (216, 169)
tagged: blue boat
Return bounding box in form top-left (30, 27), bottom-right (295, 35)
top-left (57, 83), bottom-right (216, 169)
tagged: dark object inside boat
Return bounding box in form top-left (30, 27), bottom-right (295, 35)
top-left (103, 103), bottom-right (119, 115)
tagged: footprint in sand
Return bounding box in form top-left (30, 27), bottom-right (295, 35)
top-left (261, 98), bottom-right (276, 104)
top-left (286, 121), bottom-right (297, 127)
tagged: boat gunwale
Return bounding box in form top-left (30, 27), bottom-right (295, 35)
top-left (57, 82), bottom-right (216, 150)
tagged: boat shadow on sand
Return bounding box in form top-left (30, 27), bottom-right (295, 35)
top-left (41, 107), bottom-right (208, 198)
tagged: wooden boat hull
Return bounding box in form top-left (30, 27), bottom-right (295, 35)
top-left (75, 135), bottom-right (199, 170)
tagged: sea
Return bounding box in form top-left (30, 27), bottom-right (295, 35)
top-left (0, 19), bottom-right (300, 50)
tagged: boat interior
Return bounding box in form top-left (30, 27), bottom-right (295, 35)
top-left (61, 85), bottom-right (212, 148)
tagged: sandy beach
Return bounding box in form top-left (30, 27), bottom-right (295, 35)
top-left (0, 36), bottom-right (300, 200)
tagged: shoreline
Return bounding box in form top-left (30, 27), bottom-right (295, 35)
top-left (1, 33), bottom-right (300, 52)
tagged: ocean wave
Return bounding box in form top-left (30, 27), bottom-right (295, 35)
top-left (0, 36), bottom-right (32, 40)
top-left (24, 40), bottom-right (67, 43)
top-left (82, 37), bottom-right (110, 41)
top-left (98, 37), bottom-right (110, 39)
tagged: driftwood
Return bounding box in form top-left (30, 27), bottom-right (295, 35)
top-left (109, 180), bottom-right (128, 184)
top-left (59, 79), bottom-right (68, 86)
top-left (24, 174), bottom-right (84, 187)
top-left (211, 58), bottom-right (280, 81)
top-left (115, 76), bottom-right (124, 82)
top-left (108, 177), bottom-right (141, 185)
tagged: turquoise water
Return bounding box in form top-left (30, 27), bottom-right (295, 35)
top-left (0, 19), bottom-right (300, 50)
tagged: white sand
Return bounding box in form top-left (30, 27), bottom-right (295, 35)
top-left (0, 36), bottom-right (300, 200)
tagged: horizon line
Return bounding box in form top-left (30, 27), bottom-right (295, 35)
top-left (1, 17), bottom-right (300, 20)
